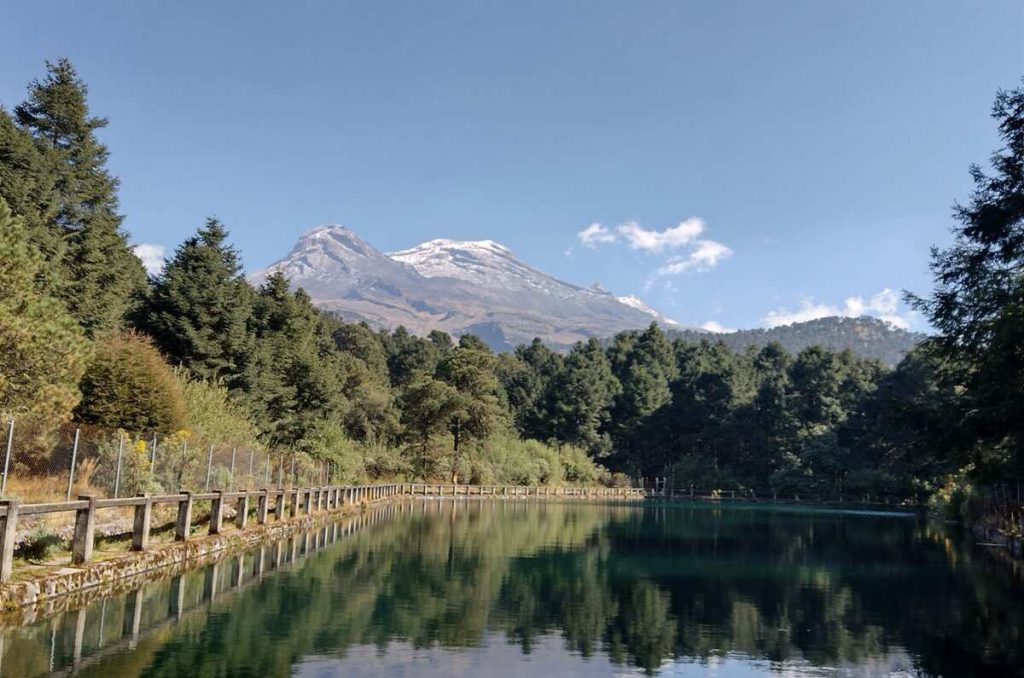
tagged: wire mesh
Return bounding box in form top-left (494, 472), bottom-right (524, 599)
top-left (0, 417), bottom-right (317, 503)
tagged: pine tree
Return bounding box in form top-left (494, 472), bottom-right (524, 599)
top-left (0, 197), bottom-right (89, 428)
top-left (142, 218), bottom-right (255, 390)
top-left (910, 81), bottom-right (1024, 475)
top-left (248, 272), bottom-right (347, 448)
top-left (548, 338), bottom-right (620, 458)
top-left (436, 344), bottom-right (504, 482)
top-left (15, 59), bottom-right (146, 335)
top-left (609, 323), bottom-right (678, 470)
top-left (0, 109), bottom-right (63, 290)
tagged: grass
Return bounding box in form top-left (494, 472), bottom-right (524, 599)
top-left (3, 459), bottom-right (101, 504)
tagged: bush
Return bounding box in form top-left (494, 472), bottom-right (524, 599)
top-left (90, 433), bottom-right (161, 496)
top-left (15, 528), bottom-right (64, 562)
top-left (179, 372), bottom-right (260, 448)
top-left (75, 332), bottom-right (186, 434)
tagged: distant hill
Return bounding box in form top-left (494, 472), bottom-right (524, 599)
top-left (668, 316), bottom-right (925, 366)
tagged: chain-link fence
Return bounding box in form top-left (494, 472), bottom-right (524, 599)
top-left (0, 417), bottom-right (333, 503)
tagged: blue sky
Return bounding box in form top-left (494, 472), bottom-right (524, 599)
top-left (2, 2), bottom-right (1022, 331)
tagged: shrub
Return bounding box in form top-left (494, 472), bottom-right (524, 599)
top-left (90, 433), bottom-right (161, 496)
top-left (178, 372), bottom-right (260, 449)
top-left (75, 332), bottom-right (186, 434)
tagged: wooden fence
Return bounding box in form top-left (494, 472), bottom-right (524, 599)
top-left (0, 483), bottom-right (647, 582)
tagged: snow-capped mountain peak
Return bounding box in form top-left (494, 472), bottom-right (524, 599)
top-left (388, 238), bottom-right (574, 295)
top-left (616, 295), bottom-right (679, 325)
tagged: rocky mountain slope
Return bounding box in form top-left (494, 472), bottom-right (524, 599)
top-left (253, 226), bottom-right (923, 362)
top-left (251, 225), bottom-right (672, 350)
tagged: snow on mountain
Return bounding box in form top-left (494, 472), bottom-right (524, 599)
top-left (388, 238), bottom-right (605, 301)
top-left (253, 226), bottom-right (677, 350)
top-left (616, 295), bottom-right (679, 326)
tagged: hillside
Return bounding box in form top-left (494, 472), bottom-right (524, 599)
top-left (668, 316), bottom-right (925, 365)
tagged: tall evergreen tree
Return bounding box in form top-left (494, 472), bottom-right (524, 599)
top-left (15, 58), bottom-right (145, 335)
top-left (910, 81), bottom-right (1024, 476)
top-left (548, 338), bottom-right (620, 458)
top-left (0, 197), bottom-right (89, 430)
top-left (609, 323), bottom-right (678, 470)
top-left (0, 109), bottom-right (62, 290)
top-left (142, 218), bottom-right (255, 390)
top-left (436, 344), bottom-right (504, 481)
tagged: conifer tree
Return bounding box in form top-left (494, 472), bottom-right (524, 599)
top-left (910, 81), bottom-right (1024, 475)
top-left (0, 197), bottom-right (89, 427)
top-left (142, 218), bottom-right (255, 390)
top-left (0, 109), bottom-right (62, 290)
top-left (548, 338), bottom-right (620, 458)
top-left (15, 58), bottom-right (145, 335)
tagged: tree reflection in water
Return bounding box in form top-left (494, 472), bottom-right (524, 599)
top-left (1, 500), bottom-right (1021, 677)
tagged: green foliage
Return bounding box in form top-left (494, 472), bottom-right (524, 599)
top-left (0, 109), bottom-right (62, 291)
top-left (297, 418), bottom-right (365, 482)
top-left (142, 218), bottom-right (255, 390)
top-left (90, 433), bottom-right (161, 496)
top-left (0, 197), bottom-right (90, 430)
top-left (178, 372), bottom-right (261, 450)
top-left (75, 332), bottom-right (187, 434)
top-left (548, 338), bottom-right (620, 458)
top-left (909, 79), bottom-right (1024, 480)
top-left (15, 58), bottom-right (146, 335)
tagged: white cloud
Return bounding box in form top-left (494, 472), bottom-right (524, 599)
top-left (700, 321), bottom-right (734, 333)
top-left (577, 217), bottom-right (730, 284)
top-left (654, 240), bottom-right (732, 276)
top-left (133, 243), bottom-right (166, 276)
top-left (577, 223), bottom-right (616, 247)
top-left (762, 288), bottom-right (912, 329)
top-left (615, 218), bottom-right (704, 253)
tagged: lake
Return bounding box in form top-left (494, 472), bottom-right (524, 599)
top-left (1, 499), bottom-right (1022, 677)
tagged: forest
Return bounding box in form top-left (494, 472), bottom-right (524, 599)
top-left (1, 60), bottom-right (1022, 525)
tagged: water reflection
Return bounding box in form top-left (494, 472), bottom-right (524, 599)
top-left (1, 500), bottom-right (1021, 677)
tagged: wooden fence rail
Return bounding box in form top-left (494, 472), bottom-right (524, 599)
top-left (0, 483), bottom-right (647, 582)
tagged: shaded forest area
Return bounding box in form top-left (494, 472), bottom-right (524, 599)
top-left (1, 60), bottom-right (1021, 528)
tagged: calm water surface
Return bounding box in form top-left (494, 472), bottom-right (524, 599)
top-left (2, 500), bottom-right (1022, 677)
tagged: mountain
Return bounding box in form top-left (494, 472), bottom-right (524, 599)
top-left (615, 295), bottom-right (679, 326)
top-left (668, 316), bottom-right (925, 366)
top-left (251, 226), bottom-right (674, 350)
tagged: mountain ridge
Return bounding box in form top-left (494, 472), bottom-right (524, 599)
top-left (252, 225), bottom-right (923, 362)
top-left (250, 225), bottom-right (672, 350)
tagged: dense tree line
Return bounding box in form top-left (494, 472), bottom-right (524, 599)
top-left (1, 61), bottom-right (1021, 514)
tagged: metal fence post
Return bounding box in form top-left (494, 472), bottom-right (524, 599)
top-left (150, 433), bottom-right (158, 472)
top-left (248, 449), bottom-right (255, 488)
top-left (205, 444), bottom-right (214, 491)
top-left (230, 447), bottom-right (237, 490)
top-left (1, 419), bottom-right (13, 497)
top-left (290, 454), bottom-right (296, 487)
top-left (113, 432), bottom-right (125, 499)
top-left (66, 428), bottom-right (81, 501)
top-left (264, 454), bottom-right (270, 485)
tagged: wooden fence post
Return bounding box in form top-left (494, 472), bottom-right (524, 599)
top-left (0, 499), bottom-right (19, 582)
top-left (236, 493), bottom-right (249, 529)
top-left (275, 489), bottom-right (286, 521)
top-left (72, 495), bottom-right (97, 564)
top-left (175, 491), bottom-right (194, 541)
top-left (257, 490), bottom-right (269, 525)
top-left (210, 490), bottom-right (224, 535)
top-left (132, 494), bottom-right (151, 551)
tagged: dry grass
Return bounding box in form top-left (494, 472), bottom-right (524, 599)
top-left (3, 471), bottom-right (101, 504)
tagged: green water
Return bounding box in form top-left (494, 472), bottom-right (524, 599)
top-left (2, 500), bottom-right (1022, 677)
